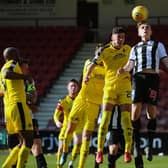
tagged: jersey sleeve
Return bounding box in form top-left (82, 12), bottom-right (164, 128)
top-left (129, 46), bottom-right (136, 61)
top-left (53, 99), bottom-right (64, 123)
top-left (157, 42), bottom-right (168, 59)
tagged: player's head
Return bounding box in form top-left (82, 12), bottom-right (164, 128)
top-left (111, 26), bottom-right (126, 49)
top-left (3, 47), bottom-right (19, 62)
top-left (67, 79), bottom-right (79, 98)
top-left (137, 22), bottom-right (152, 40)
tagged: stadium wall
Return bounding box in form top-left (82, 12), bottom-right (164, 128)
top-left (39, 130), bottom-right (168, 155)
top-left (0, 0), bottom-right (168, 27)
top-left (0, 0), bottom-right (168, 40)
top-left (1, 130), bottom-right (167, 155)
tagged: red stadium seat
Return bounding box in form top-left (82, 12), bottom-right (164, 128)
top-left (0, 26), bottom-right (86, 97)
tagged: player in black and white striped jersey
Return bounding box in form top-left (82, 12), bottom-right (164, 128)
top-left (117, 22), bottom-right (168, 164)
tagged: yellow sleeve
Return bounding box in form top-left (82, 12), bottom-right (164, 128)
top-left (53, 102), bottom-right (63, 123)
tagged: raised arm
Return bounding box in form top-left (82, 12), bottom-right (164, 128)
top-left (83, 62), bottom-right (96, 83)
top-left (117, 60), bottom-right (135, 75)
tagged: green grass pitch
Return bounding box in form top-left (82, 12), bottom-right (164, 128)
top-left (0, 150), bottom-right (167, 168)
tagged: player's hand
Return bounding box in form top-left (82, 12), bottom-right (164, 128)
top-left (116, 68), bottom-right (125, 76)
top-left (83, 75), bottom-right (89, 83)
top-left (56, 120), bottom-right (63, 128)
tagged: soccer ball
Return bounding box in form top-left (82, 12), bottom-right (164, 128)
top-left (131, 5), bottom-right (148, 22)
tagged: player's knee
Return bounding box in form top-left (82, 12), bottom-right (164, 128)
top-left (109, 144), bottom-right (118, 155)
top-left (67, 122), bottom-right (76, 133)
top-left (83, 130), bottom-right (92, 141)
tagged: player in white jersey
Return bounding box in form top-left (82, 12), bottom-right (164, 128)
top-left (118, 22), bottom-right (168, 164)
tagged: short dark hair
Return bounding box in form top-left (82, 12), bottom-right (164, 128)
top-left (68, 79), bottom-right (79, 86)
top-left (112, 26), bottom-right (126, 34)
top-left (137, 21), bottom-right (150, 28)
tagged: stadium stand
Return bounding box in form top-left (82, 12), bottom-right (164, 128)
top-left (0, 26), bottom-right (87, 97)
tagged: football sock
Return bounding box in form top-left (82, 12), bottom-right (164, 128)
top-left (134, 154), bottom-right (144, 168)
top-left (132, 119), bottom-right (141, 156)
top-left (121, 111), bottom-right (133, 153)
top-left (63, 131), bottom-right (73, 152)
top-left (36, 153), bottom-right (47, 168)
top-left (16, 145), bottom-right (30, 168)
top-left (56, 150), bottom-right (62, 167)
top-left (2, 146), bottom-right (20, 168)
top-left (71, 144), bottom-right (81, 161)
top-left (97, 110), bottom-right (112, 152)
top-left (147, 118), bottom-right (156, 148)
top-left (78, 139), bottom-right (90, 168)
top-left (108, 154), bottom-right (118, 168)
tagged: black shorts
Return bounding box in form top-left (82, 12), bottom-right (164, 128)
top-left (108, 129), bottom-right (125, 153)
top-left (32, 119), bottom-right (40, 138)
top-left (8, 134), bottom-right (19, 149)
top-left (132, 72), bottom-right (160, 105)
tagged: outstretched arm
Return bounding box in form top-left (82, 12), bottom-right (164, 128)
top-left (117, 60), bottom-right (135, 75)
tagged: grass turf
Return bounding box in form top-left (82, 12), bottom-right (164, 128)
top-left (0, 150), bottom-right (167, 168)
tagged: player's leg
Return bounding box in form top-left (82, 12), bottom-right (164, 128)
top-left (119, 82), bottom-right (133, 163)
top-left (2, 109), bottom-right (19, 168)
top-left (120, 104), bottom-right (133, 163)
top-left (56, 139), bottom-right (64, 168)
top-left (31, 119), bottom-right (47, 168)
top-left (96, 103), bottom-right (113, 163)
top-left (107, 129), bottom-right (125, 168)
top-left (132, 118), bottom-right (142, 158)
top-left (134, 153), bottom-right (144, 168)
top-left (108, 144), bottom-right (120, 168)
top-left (145, 104), bottom-right (157, 161)
top-left (15, 103), bottom-right (34, 168)
top-left (68, 133), bottom-right (82, 168)
top-left (2, 134), bottom-right (20, 168)
top-left (3, 103), bottom-right (33, 168)
top-left (60, 121), bottom-right (77, 166)
top-left (131, 103), bottom-right (144, 167)
top-left (32, 138), bottom-right (47, 168)
top-left (16, 130), bottom-right (34, 168)
top-left (56, 124), bottom-right (67, 168)
top-left (144, 74), bottom-right (159, 161)
top-left (78, 103), bottom-right (100, 168)
top-left (8, 134), bottom-right (20, 168)
top-left (78, 130), bottom-right (92, 168)
top-left (61, 99), bottom-right (85, 166)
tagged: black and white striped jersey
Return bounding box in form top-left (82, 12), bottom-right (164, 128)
top-left (108, 105), bottom-right (122, 130)
top-left (97, 105), bottom-right (122, 130)
top-left (129, 40), bottom-right (167, 74)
